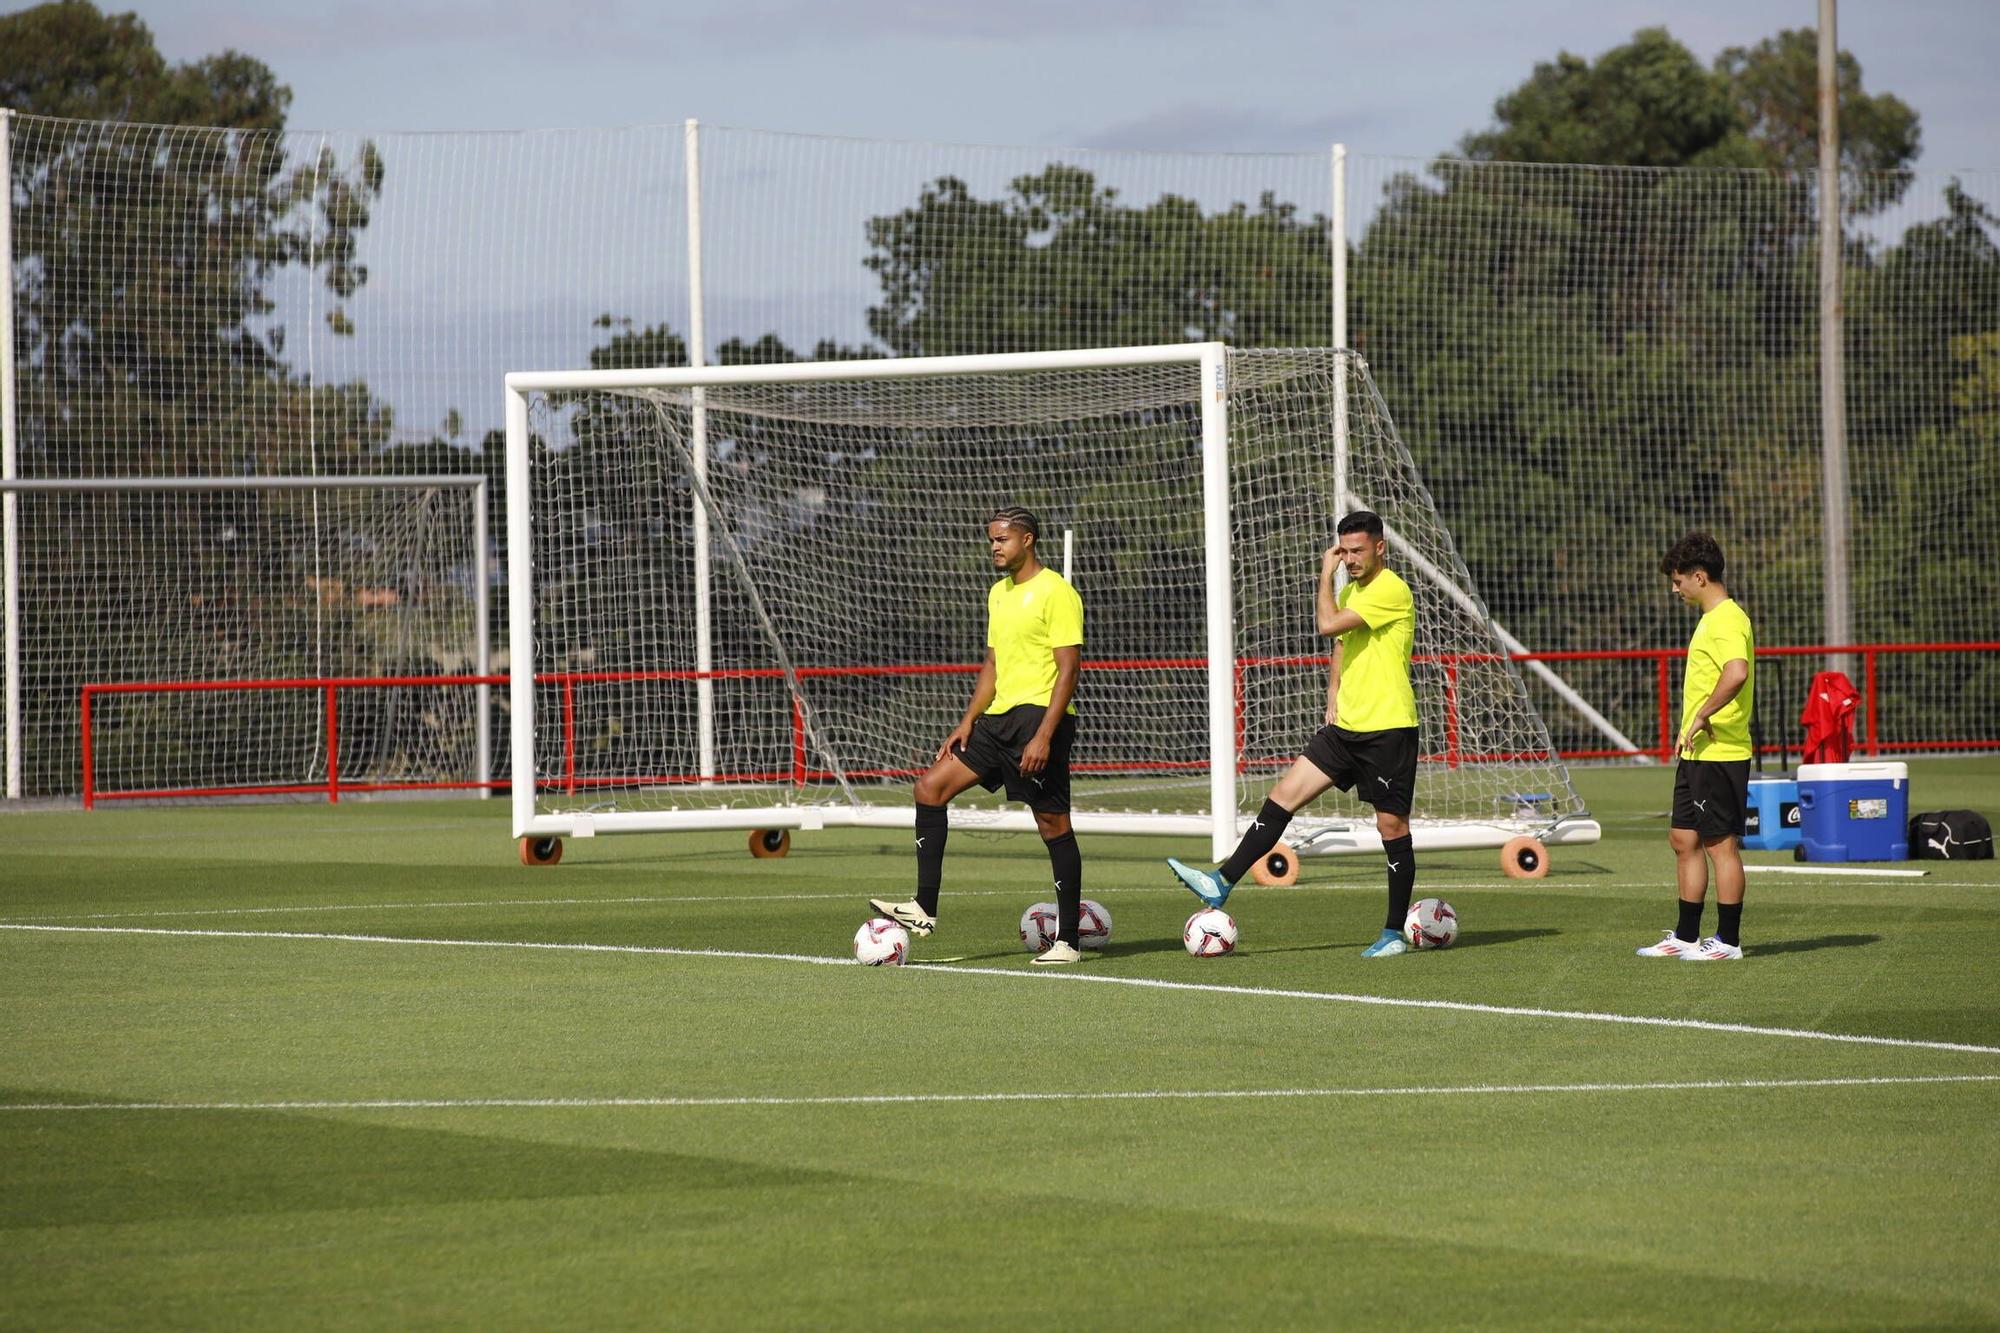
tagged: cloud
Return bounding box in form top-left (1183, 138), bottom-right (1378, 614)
top-left (153, 0), bottom-right (1219, 64)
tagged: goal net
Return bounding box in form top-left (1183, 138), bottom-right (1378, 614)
top-left (505, 345), bottom-right (1598, 858)
top-left (2, 477), bottom-right (489, 802)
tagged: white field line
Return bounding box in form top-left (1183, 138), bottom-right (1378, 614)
top-left (4, 874), bottom-right (1983, 924)
top-left (4, 1074), bottom-right (1996, 1114)
top-left (7, 922), bottom-right (2000, 1057)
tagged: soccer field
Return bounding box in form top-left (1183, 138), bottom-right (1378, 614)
top-left (4, 760), bottom-right (1998, 1328)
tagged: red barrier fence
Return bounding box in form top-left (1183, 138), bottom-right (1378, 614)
top-left (79, 641), bottom-right (1998, 806)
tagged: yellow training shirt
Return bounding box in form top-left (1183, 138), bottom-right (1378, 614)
top-left (1335, 568), bottom-right (1419, 731)
top-left (1681, 597), bottom-right (1755, 761)
top-left (986, 567), bottom-right (1084, 714)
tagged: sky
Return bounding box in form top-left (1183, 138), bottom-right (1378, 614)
top-left (140, 0), bottom-right (2000, 170)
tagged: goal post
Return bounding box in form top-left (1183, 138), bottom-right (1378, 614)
top-left (503, 344), bottom-right (1601, 860)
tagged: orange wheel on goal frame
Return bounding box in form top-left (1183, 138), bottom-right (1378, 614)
top-left (748, 829), bottom-right (792, 859)
top-left (1500, 834), bottom-right (1549, 879)
top-left (1251, 841), bottom-right (1301, 886)
top-left (518, 836), bottom-right (563, 867)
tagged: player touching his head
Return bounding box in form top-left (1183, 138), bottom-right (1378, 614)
top-left (868, 507), bottom-right (1088, 964)
top-left (1167, 510), bottom-right (1422, 957)
top-left (1639, 532), bottom-right (1755, 961)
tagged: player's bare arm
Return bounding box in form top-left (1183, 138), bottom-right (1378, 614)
top-left (938, 648), bottom-right (998, 762)
top-left (1315, 546), bottom-right (1367, 637)
top-left (1020, 644), bottom-right (1080, 774)
top-left (1677, 657), bottom-right (1749, 755)
top-left (1324, 640), bottom-right (1344, 725)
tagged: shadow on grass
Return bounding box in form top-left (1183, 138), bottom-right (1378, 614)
top-left (1748, 934), bottom-right (1882, 956)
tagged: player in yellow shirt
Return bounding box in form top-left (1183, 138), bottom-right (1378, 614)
top-left (1637, 532), bottom-right (1756, 962)
top-left (1168, 510), bottom-right (1424, 957)
top-left (869, 507), bottom-right (1087, 964)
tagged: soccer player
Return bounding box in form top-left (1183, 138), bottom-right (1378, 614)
top-left (1638, 533), bottom-right (1755, 961)
top-left (869, 507), bottom-right (1087, 965)
top-left (1168, 510), bottom-right (1421, 957)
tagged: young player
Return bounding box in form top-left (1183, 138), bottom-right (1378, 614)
top-left (1168, 510), bottom-right (1421, 957)
top-left (1639, 532), bottom-right (1755, 961)
top-left (869, 507), bottom-right (1087, 964)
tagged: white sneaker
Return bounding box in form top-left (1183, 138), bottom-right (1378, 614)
top-left (1681, 936), bottom-right (1744, 961)
top-left (1031, 940), bottom-right (1082, 965)
top-left (1635, 930), bottom-right (1701, 958)
top-left (867, 898), bottom-right (937, 937)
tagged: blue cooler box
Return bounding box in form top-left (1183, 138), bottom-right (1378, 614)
top-left (1797, 762), bottom-right (1910, 861)
top-left (1742, 778), bottom-right (1801, 851)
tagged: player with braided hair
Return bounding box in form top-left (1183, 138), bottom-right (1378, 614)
top-left (869, 507), bottom-right (1087, 963)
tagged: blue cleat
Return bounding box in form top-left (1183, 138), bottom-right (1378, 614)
top-left (1166, 857), bottom-right (1232, 909)
top-left (1361, 929), bottom-right (1408, 958)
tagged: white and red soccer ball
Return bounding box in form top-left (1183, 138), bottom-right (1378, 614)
top-left (1182, 908), bottom-right (1238, 957)
top-left (1019, 902), bottom-right (1060, 952)
top-left (1403, 897), bottom-right (1459, 950)
top-left (1077, 899), bottom-right (1112, 950)
top-left (853, 917), bottom-right (909, 966)
top-left (1021, 899), bottom-right (1113, 952)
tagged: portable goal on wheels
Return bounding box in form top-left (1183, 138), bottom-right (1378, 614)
top-left (503, 344), bottom-right (1600, 865)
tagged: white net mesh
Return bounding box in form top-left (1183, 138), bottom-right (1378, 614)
top-left (8, 482), bottom-right (481, 800)
top-left (517, 349), bottom-right (1585, 832)
top-left (7, 112), bottom-right (1997, 806)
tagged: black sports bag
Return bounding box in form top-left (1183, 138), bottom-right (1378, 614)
top-left (1908, 810), bottom-right (1995, 860)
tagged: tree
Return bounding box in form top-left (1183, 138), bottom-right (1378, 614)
top-left (3, 0), bottom-right (386, 476)
top-left (1460, 27), bottom-right (1757, 169)
top-left (864, 164), bottom-right (1330, 357)
top-left (1716, 28), bottom-right (1920, 214)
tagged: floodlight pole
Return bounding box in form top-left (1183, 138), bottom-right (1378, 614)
top-left (1331, 142), bottom-right (1350, 518)
top-left (685, 118), bottom-right (717, 783)
top-left (1818, 0), bottom-right (1852, 677)
top-left (1, 109), bottom-right (19, 800)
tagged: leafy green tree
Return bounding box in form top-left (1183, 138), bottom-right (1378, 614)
top-left (865, 164), bottom-right (1330, 357)
top-left (3, 1), bottom-right (386, 475)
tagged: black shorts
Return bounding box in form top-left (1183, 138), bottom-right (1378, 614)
top-left (951, 704), bottom-right (1075, 815)
top-left (1672, 759), bottom-right (1750, 840)
top-left (1301, 725), bottom-right (1418, 817)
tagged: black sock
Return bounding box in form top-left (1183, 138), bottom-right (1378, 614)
top-left (1382, 834), bottom-right (1416, 932)
top-left (1220, 800), bottom-right (1295, 886)
top-left (1045, 831), bottom-right (1083, 945)
top-left (1716, 901), bottom-right (1742, 948)
top-left (914, 803), bottom-right (948, 916)
top-left (1676, 898), bottom-right (1704, 944)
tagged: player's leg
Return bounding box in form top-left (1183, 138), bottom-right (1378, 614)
top-left (1684, 761), bottom-right (1749, 960)
top-left (1031, 810), bottom-right (1084, 965)
top-left (1682, 834), bottom-right (1746, 960)
top-left (1025, 716), bottom-right (1083, 964)
top-left (1639, 763), bottom-right (1711, 956)
top-left (1168, 739), bottom-right (1342, 908)
top-left (1359, 728), bottom-right (1419, 957)
top-left (868, 752), bottom-right (982, 936)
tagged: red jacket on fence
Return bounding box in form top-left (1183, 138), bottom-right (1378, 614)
top-left (1800, 670), bottom-right (1860, 764)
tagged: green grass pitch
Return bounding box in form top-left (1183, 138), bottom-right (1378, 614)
top-left (4, 760), bottom-right (1998, 1328)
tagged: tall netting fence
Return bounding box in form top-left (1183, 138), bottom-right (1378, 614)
top-left (5, 112), bottom-right (1996, 797)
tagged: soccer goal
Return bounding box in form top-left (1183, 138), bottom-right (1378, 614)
top-left (503, 344), bottom-right (1601, 863)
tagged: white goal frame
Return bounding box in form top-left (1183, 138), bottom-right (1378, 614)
top-left (503, 343), bottom-right (1601, 859)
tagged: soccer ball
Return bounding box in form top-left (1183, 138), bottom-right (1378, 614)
top-left (853, 917), bottom-right (909, 966)
top-left (1183, 908), bottom-right (1238, 957)
top-left (1403, 897), bottom-right (1459, 950)
top-left (1019, 902), bottom-right (1060, 952)
top-left (1078, 899), bottom-right (1112, 950)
